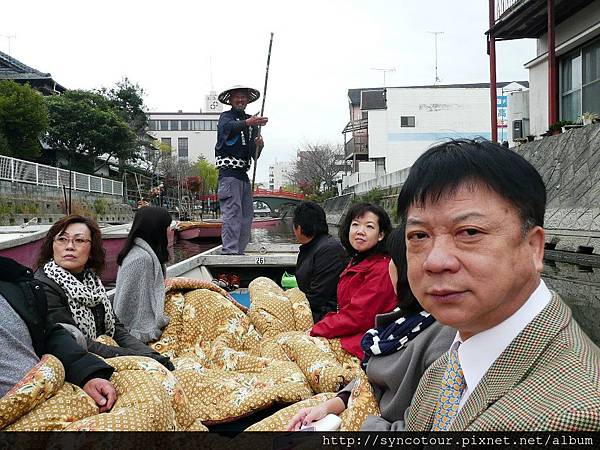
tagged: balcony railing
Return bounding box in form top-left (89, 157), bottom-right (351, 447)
top-left (496, 0), bottom-right (525, 22)
top-left (342, 118), bottom-right (368, 133)
top-left (0, 155), bottom-right (123, 196)
top-left (344, 137), bottom-right (369, 159)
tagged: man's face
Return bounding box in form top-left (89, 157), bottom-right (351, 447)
top-left (230, 90), bottom-right (249, 111)
top-left (405, 182), bottom-right (544, 340)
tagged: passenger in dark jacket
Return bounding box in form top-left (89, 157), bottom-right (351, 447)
top-left (293, 202), bottom-right (348, 322)
top-left (34, 215), bottom-right (174, 370)
top-left (0, 256), bottom-right (116, 411)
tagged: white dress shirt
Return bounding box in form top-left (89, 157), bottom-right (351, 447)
top-left (452, 279), bottom-right (551, 412)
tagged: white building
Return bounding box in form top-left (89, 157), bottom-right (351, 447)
top-left (342, 82), bottom-right (528, 189)
top-left (147, 92), bottom-right (223, 163)
top-left (268, 160), bottom-right (294, 190)
top-left (488, 0), bottom-right (599, 138)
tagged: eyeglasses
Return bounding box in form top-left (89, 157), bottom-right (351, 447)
top-left (53, 235), bottom-right (92, 247)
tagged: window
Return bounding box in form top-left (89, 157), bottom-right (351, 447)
top-left (170, 120), bottom-right (179, 131)
top-left (192, 120), bottom-right (205, 131)
top-left (148, 120), bottom-right (157, 131)
top-left (161, 137), bottom-right (171, 148)
top-left (400, 116), bottom-right (415, 127)
top-left (159, 120), bottom-right (169, 131)
top-left (178, 138), bottom-right (188, 159)
top-left (211, 120), bottom-right (219, 131)
top-left (560, 37), bottom-right (600, 121)
top-left (180, 120), bottom-right (189, 131)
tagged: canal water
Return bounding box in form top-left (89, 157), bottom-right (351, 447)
top-left (166, 218), bottom-right (600, 347)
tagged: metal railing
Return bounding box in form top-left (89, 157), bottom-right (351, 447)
top-left (496, 0), bottom-right (525, 22)
top-left (0, 155), bottom-right (123, 196)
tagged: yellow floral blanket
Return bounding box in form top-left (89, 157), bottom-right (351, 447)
top-left (150, 277), bottom-right (380, 430)
top-left (0, 354), bottom-right (206, 431)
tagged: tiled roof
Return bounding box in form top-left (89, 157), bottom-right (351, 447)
top-left (0, 50), bottom-right (66, 92)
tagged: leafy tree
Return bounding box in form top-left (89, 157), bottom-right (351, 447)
top-left (146, 139), bottom-right (173, 181)
top-left (196, 158), bottom-right (218, 195)
top-left (100, 78), bottom-right (152, 172)
top-left (45, 90), bottom-right (137, 174)
top-left (0, 80), bottom-right (48, 159)
top-left (281, 183), bottom-right (301, 193)
top-left (100, 78), bottom-right (148, 135)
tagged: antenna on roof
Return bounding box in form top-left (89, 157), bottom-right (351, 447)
top-left (0, 34), bottom-right (16, 59)
top-left (370, 67), bottom-right (396, 87)
top-left (427, 31), bottom-right (444, 84)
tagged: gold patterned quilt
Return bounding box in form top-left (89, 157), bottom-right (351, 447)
top-left (1, 276), bottom-right (379, 431)
top-left (0, 354), bottom-right (205, 431)
top-left (149, 276), bottom-right (380, 430)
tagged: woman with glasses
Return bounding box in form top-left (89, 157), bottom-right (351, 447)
top-left (113, 206), bottom-right (172, 343)
top-left (34, 214), bottom-right (174, 370)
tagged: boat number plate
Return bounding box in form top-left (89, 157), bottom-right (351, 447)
top-left (255, 256), bottom-right (265, 265)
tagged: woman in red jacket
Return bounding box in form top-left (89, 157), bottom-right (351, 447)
top-left (310, 203), bottom-right (397, 359)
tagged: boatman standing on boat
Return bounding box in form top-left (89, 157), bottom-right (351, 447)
top-left (215, 85), bottom-right (268, 255)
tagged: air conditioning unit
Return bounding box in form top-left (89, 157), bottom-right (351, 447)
top-left (512, 120), bottom-right (523, 139)
top-left (512, 118), bottom-right (530, 140)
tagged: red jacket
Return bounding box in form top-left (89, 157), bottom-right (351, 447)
top-left (310, 253), bottom-right (397, 359)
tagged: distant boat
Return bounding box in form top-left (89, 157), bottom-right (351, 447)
top-left (175, 217), bottom-right (283, 241)
top-left (0, 222), bottom-right (175, 280)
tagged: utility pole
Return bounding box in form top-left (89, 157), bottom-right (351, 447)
top-left (0, 34), bottom-right (16, 59)
top-left (370, 67), bottom-right (396, 87)
top-left (427, 31), bottom-right (444, 84)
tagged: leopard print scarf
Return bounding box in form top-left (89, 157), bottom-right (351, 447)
top-left (43, 260), bottom-right (116, 339)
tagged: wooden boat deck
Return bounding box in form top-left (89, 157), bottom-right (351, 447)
top-left (167, 243), bottom-right (299, 278)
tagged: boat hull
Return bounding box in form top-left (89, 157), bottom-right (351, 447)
top-left (0, 224), bottom-right (175, 282)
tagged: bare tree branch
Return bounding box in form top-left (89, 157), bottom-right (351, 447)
top-left (289, 141), bottom-right (348, 191)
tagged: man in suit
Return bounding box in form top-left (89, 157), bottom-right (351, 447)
top-left (397, 139), bottom-right (600, 431)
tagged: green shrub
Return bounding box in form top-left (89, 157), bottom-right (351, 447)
top-left (94, 197), bottom-right (108, 215)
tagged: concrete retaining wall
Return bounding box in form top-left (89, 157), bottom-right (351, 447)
top-left (514, 123), bottom-right (600, 255)
top-left (0, 180), bottom-right (133, 225)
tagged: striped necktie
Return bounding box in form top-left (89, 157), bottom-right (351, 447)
top-left (432, 342), bottom-right (465, 431)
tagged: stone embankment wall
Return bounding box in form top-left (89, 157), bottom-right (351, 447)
top-left (514, 123), bottom-right (600, 255)
top-left (0, 180), bottom-right (133, 226)
top-left (323, 194), bottom-right (354, 226)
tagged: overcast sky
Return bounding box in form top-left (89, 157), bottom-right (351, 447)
top-left (2, 0), bottom-right (536, 182)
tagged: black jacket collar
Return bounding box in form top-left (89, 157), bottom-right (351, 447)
top-left (0, 256), bottom-right (33, 282)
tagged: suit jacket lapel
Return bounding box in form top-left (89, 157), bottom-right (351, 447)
top-left (449, 293), bottom-right (570, 430)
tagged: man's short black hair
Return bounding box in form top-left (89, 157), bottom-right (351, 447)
top-left (397, 139), bottom-right (546, 233)
top-left (293, 201), bottom-right (329, 238)
top-left (339, 202), bottom-right (392, 254)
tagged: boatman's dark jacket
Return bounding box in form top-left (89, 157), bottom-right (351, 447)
top-left (215, 108), bottom-right (259, 181)
top-left (0, 256), bottom-right (114, 387)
